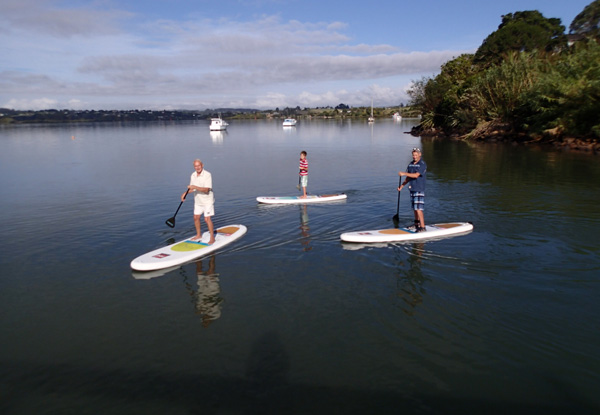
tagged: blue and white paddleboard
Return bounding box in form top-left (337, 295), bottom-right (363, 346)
top-left (131, 224), bottom-right (247, 271)
top-left (340, 222), bottom-right (473, 243)
top-left (257, 193), bottom-right (347, 204)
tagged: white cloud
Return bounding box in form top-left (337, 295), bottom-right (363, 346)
top-left (0, 1), bottom-right (466, 110)
top-left (4, 97), bottom-right (59, 110)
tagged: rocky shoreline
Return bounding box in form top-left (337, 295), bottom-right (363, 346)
top-left (410, 123), bottom-right (600, 155)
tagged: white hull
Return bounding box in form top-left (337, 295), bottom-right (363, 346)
top-left (131, 225), bottom-right (246, 271)
top-left (209, 118), bottom-right (228, 131)
top-left (257, 194), bottom-right (347, 204)
top-left (340, 222), bottom-right (473, 243)
top-left (282, 118), bottom-right (297, 127)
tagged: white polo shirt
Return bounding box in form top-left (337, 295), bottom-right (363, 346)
top-left (190, 169), bottom-right (214, 205)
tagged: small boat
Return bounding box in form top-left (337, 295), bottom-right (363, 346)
top-left (368, 99), bottom-right (374, 123)
top-left (282, 118), bottom-right (297, 127)
top-left (209, 116), bottom-right (228, 131)
top-left (393, 112), bottom-right (402, 121)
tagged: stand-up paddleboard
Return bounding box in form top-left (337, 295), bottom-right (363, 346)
top-left (257, 194), bottom-right (347, 204)
top-left (340, 222), bottom-right (473, 243)
top-left (131, 224), bottom-right (247, 271)
top-left (132, 265), bottom-right (180, 280)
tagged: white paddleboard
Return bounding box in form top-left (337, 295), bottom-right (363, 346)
top-left (257, 193), bottom-right (347, 204)
top-left (340, 222), bottom-right (473, 243)
top-left (131, 224), bottom-right (247, 271)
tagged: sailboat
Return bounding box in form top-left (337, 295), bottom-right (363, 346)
top-left (368, 99), bottom-right (374, 123)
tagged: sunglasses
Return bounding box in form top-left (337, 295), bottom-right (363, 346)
top-left (412, 148), bottom-right (421, 152)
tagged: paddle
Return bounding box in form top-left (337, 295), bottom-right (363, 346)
top-left (296, 170), bottom-right (301, 191)
top-left (392, 177), bottom-right (401, 224)
top-left (165, 188), bottom-right (190, 228)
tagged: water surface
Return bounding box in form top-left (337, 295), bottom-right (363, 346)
top-left (1, 119), bottom-right (599, 414)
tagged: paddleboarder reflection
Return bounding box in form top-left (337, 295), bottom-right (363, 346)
top-left (186, 255), bottom-right (222, 327)
top-left (396, 243), bottom-right (427, 315)
top-left (299, 205), bottom-right (312, 251)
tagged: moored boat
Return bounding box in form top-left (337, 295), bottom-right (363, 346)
top-left (209, 116), bottom-right (228, 131)
top-left (368, 99), bottom-right (374, 123)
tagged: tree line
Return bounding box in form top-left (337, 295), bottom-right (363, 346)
top-left (408, 0), bottom-right (600, 145)
top-left (0, 105), bottom-right (417, 124)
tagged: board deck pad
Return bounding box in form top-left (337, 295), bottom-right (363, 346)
top-left (256, 193), bottom-right (347, 204)
top-left (131, 224), bottom-right (247, 271)
top-left (340, 222), bottom-right (473, 243)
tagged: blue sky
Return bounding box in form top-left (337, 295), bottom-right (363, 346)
top-left (0, 0), bottom-right (593, 110)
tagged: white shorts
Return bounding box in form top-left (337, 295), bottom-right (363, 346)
top-left (194, 203), bottom-right (215, 217)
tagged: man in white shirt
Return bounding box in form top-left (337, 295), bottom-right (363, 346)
top-left (182, 159), bottom-right (215, 244)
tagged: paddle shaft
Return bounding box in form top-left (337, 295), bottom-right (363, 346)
top-left (393, 176), bottom-right (402, 221)
top-left (166, 188), bottom-right (190, 227)
top-left (396, 178), bottom-right (401, 214)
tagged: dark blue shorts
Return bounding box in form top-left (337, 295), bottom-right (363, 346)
top-left (410, 191), bottom-right (425, 211)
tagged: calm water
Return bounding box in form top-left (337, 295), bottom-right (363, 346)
top-left (1, 119), bottom-right (599, 414)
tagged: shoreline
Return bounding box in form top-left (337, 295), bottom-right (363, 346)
top-left (411, 125), bottom-right (600, 155)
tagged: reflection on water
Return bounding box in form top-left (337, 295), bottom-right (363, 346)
top-left (395, 243), bottom-right (426, 315)
top-left (132, 254), bottom-right (224, 327)
top-left (184, 255), bottom-right (222, 327)
top-left (299, 205), bottom-right (311, 252)
top-left (210, 130), bottom-right (225, 144)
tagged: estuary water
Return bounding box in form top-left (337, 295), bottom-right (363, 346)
top-left (0, 118), bottom-right (599, 414)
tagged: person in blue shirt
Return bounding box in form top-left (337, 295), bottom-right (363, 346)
top-left (398, 148), bottom-right (427, 232)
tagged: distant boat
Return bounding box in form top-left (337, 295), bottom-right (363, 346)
top-left (209, 115), bottom-right (228, 131)
top-left (393, 112), bottom-right (402, 121)
top-left (282, 118), bottom-right (297, 127)
top-left (368, 99), bottom-right (374, 123)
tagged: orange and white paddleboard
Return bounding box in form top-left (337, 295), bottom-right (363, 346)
top-left (340, 222), bottom-right (473, 243)
top-left (131, 224), bottom-right (247, 271)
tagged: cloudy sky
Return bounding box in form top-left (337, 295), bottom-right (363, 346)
top-left (0, 0), bottom-right (592, 111)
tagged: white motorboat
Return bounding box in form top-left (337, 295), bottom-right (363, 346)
top-left (282, 118), bottom-right (297, 127)
top-left (209, 116), bottom-right (228, 131)
top-left (393, 112), bottom-right (402, 121)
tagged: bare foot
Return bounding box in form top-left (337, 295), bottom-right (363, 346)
top-left (208, 238), bottom-right (215, 245)
top-left (191, 235), bottom-right (202, 241)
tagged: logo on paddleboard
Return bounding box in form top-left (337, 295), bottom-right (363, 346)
top-left (153, 253), bottom-right (170, 259)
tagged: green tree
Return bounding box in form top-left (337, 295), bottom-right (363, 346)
top-left (523, 41), bottom-right (600, 138)
top-left (469, 51), bottom-right (543, 130)
top-left (474, 11), bottom-right (567, 65)
top-left (408, 54), bottom-right (479, 131)
top-left (570, 0), bottom-right (600, 40)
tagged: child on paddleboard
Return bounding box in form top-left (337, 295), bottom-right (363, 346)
top-left (299, 151), bottom-right (308, 198)
top-left (398, 148), bottom-right (427, 232)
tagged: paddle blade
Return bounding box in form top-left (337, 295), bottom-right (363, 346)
top-left (165, 217), bottom-right (176, 228)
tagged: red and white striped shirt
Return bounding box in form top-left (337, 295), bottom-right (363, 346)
top-left (299, 158), bottom-right (308, 176)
